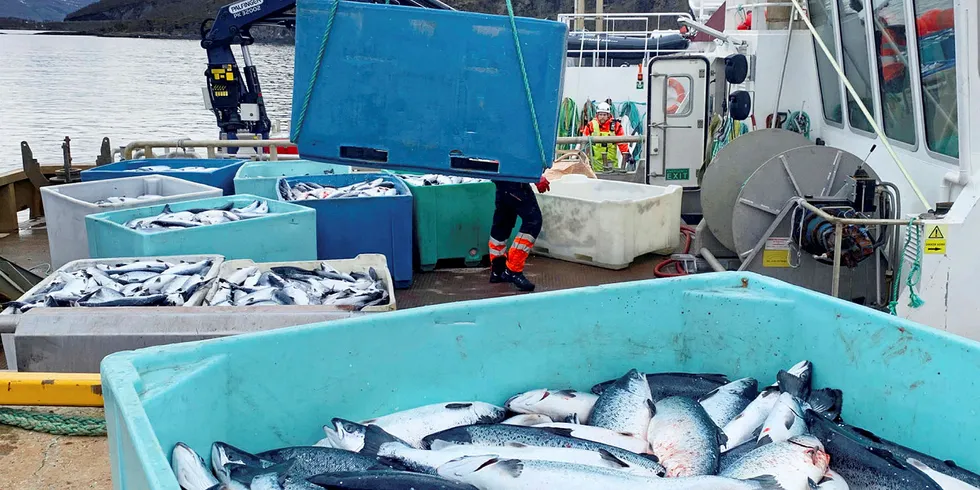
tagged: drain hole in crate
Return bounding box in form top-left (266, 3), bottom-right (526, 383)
top-left (574, 254), bottom-right (594, 262)
top-left (536, 247), bottom-right (549, 254)
top-left (340, 146), bottom-right (388, 162)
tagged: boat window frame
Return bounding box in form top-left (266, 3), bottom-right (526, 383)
top-left (834, 0), bottom-right (879, 138)
top-left (809, 0), bottom-right (846, 129)
top-left (910, 0), bottom-right (960, 164)
top-left (868, 0), bottom-right (920, 151)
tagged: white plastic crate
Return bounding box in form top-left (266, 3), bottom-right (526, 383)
top-left (533, 175), bottom-right (683, 269)
top-left (40, 175), bottom-right (223, 268)
top-left (11, 254), bottom-right (224, 310)
top-left (203, 253), bottom-right (396, 312)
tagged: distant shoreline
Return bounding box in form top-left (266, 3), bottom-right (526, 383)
top-left (0, 23), bottom-right (292, 43)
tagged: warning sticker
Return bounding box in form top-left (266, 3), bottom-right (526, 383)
top-left (924, 224), bottom-right (947, 255)
top-left (763, 237), bottom-right (791, 268)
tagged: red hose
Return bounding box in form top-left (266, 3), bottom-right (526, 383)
top-left (654, 225), bottom-right (696, 278)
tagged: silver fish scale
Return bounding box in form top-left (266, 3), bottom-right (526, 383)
top-left (589, 369), bottom-right (655, 438)
top-left (648, 396), bottom-right (722, 477)
top-left (206, 263), bottom-right (390, 311)
top-left (284, 178), bottom-right (400, 200)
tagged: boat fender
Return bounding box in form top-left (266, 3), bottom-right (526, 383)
top-left (728, 91), bottom-right (752, 121)
top-left (725, 54), bottom-right (748, 84)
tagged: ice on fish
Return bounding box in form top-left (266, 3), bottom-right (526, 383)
top-left (205, 263), bottom-right (390, 311)
top-left (0, 258), bottom-right (216, 314)
top-left (280, 177), bottom-right (400, 201)
top-left (123, 200), bottom-right (272, 232)
top-left (134, 165), bottom-right (215, 172)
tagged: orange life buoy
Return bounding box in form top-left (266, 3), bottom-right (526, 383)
top-left (666, 78), bottom-right (687, 114)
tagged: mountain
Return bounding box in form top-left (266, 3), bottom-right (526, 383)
top-left (0, 0), bottom-right (98, 21)
top-left (34, 0), bottom-right (686, 40)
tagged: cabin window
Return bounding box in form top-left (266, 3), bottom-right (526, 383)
top-left (836, 0), bottom-right (876, 133)
top-left (913, 0), bottom-right (958, 157)
top-left (809, 0), bottom-right (843, 124)
top-left (871, 0), bottom-right (916, 144)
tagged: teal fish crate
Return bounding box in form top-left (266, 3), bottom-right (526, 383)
top-left (234, 160), bottom-right (351, 199)
top-left (85, 195), bottom-right (317, 262)
top-left (393, 174), bottom-right (519, 270)
top-left (81, 158), bottom-right (247, 195)
top-left (102, 272), bottom-right (980, 489)
top-left (291, 0), bottom-right (566, 182)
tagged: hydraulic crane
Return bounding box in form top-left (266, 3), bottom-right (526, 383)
top-left (200, 0), bottom-right (454, 142)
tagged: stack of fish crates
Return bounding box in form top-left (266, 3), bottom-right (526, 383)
top-left (40, 175), bottom-right (223, 268)
top-left (392, 172), bottom-right (519, 271)
top-left (233, 160), bottom-right (351, 199)
top-left (277, 173), bottom-right (414, 288)
top-left (84, 195), bottom-right (317, 262)
top-left (81, 158), bottom-right (247, 195)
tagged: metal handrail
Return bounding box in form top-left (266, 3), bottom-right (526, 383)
top-left (556, 135), bottom-right (645, 145)
top-left (122, 139), bottom-right (297, 160)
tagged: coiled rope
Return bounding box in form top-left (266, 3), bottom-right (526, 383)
top-left (783, 110), bottom-right (811, 139)
top-left (0, 408), bottom-right (106, 436)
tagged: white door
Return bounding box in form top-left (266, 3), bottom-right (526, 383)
top-left (646, 56), bottom-right (709, 188)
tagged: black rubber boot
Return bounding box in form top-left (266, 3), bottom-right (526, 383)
top-left (489, 256), bottom-right (508, 283)
top-left (502, 269), bottom-right (536, 292)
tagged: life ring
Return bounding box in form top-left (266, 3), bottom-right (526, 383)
top-left (666, 77), bottom-right (687, 115)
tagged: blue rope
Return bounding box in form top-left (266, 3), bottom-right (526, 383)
top-left (504, 0), bottom-right (549, 170)
top-left (291, 0), bottom-right (341, 143)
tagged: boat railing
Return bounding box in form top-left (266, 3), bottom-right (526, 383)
top-left (122, 139), bottom-right (300, 161)
top-left (558, 12), bottom-right (696, 66)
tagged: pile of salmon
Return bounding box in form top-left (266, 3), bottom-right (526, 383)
top-left (171, 360), bottom-right (978, 489)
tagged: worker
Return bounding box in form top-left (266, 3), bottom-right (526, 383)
top-left (582, 102), bottom-right (634, 172)
top-left (488, 175), bottom-right (550, 292)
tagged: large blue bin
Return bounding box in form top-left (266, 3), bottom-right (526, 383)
top-left (279, 173), bottom-right (413, 288)
top-left (234, 160), bottom-right (351, 199)
top-left (82, 158), bottom-right (247, 195)
top-left (101, 272), bottom-right (980, 489)
top-left (85, 194), bottom-right (317, 262)
top-left (291, 0), bottom-right (566, 182)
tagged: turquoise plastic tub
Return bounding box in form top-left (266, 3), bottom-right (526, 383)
top-left (101, 272), bottom-right (980, 489)
top-left (85, 194), bottom-right (317, 262)
top-left (234, 160), bottom-right (351, 199)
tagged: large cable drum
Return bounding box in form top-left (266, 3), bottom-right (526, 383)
top-left (699, 129), bottom-right (812, 252)
top-left (732, 145), bottom-right (885, 300)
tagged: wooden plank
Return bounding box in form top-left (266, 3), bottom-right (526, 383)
top-left (0, 183), bottom-right (17, 233)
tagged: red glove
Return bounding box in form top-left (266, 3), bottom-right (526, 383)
top-left (536, 176), bottom-right (550, 193)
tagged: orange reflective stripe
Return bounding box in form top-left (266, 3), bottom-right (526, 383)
top-left (489, 241), bottom-right (507, 251)
top-left (506, 249), bottom-right (530, 272)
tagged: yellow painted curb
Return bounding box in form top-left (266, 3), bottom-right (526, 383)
top-left (0, 373), bottom-right (103, 407)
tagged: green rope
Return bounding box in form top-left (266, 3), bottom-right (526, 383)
top-left (783, 110), bottom-right (812, 139)
top-left (0, 408), bottom-right (106, 436)
top-left (558, 98), bottom-right (580, 151)
top-left (504, 0), bottom-right (549, 170)
top-left (618, 101), bottom-right (644, 161)
top-left (888, 219), bottom-right (925, 315)
top-left (291, 0), bottom-right (341, 143)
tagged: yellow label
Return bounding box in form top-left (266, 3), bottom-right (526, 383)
top-left (763, 250), bottom-right (790, 267)
top-left (924, 224), bottom-right (947, 255)
top-left (763, 237), bottom-right (791, 267)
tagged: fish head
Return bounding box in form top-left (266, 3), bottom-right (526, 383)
top-left (172, 442), bottom-right (218, 489)
top-left (614, 368), bottom-right (652, 399)
top-left (323, 418), bottom-right (366, 451)
top-left (787, 434), bottom-right (830, 473)
top-left (505, 389), bottom-right (550, 413)
top-left (211, 442), bottom-right (265, 479)
top-left (436, 454), bottom-right (504, 481)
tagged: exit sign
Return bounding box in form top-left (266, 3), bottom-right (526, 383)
top-left (665, 168), bottom-right (689, 181)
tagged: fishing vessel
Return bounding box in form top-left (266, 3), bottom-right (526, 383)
top-left (0, 0), bottom-right (973, 372)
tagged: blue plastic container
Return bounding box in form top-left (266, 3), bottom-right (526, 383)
top-left (101, 272), bottom-right (980, 489)
top-left (279, 173), bottom-right (413, 288)
top-left (234, 160), bottom-right (351, 199)
top-left (85, 194), bottom-right (317, 262)
top-left (291, 0), bottom-right (566, 182)
top-left (81, 159), bottom-right (247, 195)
